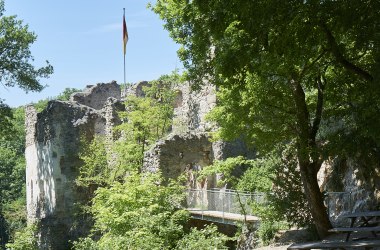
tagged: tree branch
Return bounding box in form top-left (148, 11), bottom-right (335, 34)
top-left (310, 75), bottom-right (324, 141)
top-left (299, 50), bottom-right (327, 80)
top-left (289, 78), bottom-right (310, 149)
top-left (319, 22), bottom-right (373, 82)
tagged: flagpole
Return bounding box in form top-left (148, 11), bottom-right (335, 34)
top-left (123, 8), bottom-right (126, 84)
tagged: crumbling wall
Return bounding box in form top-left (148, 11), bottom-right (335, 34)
top-left (122, 81), bottom-right (150, 98)
top-left (144, 133), bottom-right (215, 188)
top-left (71, 81), bottom-right (120, 110)
top-left (25, 82), bottom-right (121, 249)
top-left (172, 82), bottom-right (217, 134)
top-left (144, 82), bottom-right (254, 189)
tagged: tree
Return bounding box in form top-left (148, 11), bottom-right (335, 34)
top-left (114, 73), bottom-right (179, 173)
top-left (56, 88), bottom-right (81, 101)
top-left (152, 0), bottom-right (380, 237)
top-left (0, 0), bottom-right (53, 136)
top-left (0, 107), bottom-right (27, 249)
top-left (74, 173), bottom-right (189, 250)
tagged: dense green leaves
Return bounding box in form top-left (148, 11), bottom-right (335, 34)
top-left (56, 88), bottom-right (81, 101)
top-left (152, 0), bottom-right (380, 237)
top-left (0, 0), bottom-right (53, 93)
top-left (5, 224), bottom-right (37, 250)
top-left (175, 225), bottom-right (229, 250)
top-left (0, 107), bottom-right (26, 249)
top-left (74, 172), bottom-right (230, 250)
top-left (77, 136), bottom-right (110, 187)
top-left (114, 73), bottom-right (179, 172)
top-left (153, 0), bottom-right (380, 155)
top-left (74, 173), bottom-right (188, 250)
top-left (0, 0), bottom-right (53, 138)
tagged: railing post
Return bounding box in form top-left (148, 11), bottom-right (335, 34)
top-left (201, 189), bottom-right (204, 220)
top-left (222, 190), bottom-right (225, 223)
top-left (349, 190), bottom-right (352, 212)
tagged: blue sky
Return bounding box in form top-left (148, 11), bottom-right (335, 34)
top-left (2, 0), bottom-right (181, 107)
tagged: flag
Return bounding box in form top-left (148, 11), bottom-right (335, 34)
top-left (123, 12), bottom-right (128, 55)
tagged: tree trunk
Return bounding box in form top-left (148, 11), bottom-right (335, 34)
top-left (299, 160), bottom-right (332, 238)
top-left (290, 77), bottom-right (332, 238)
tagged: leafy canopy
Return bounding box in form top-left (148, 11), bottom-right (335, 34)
top-left (0, 0), bottom-right (53, 137)
top-left (152, 0), bottom-right (380, 156)
top-left (152, 0), bottom-right (380, 237)
top-left (0, 0), bottom-right (53, 92)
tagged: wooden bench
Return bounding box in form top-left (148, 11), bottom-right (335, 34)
top-left (287, 239), bottom-right (380, 249)
top-left (329, 226), bottom-right (380, 233)
top-left (329, 226), bottom-right (380, 241)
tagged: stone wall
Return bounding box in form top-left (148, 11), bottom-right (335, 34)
top-left (144, 82), bottom-right (254, 189)
top-left (25, 82), bottom-right (121, 249)
top-left (172, 82), bottom-right (217, 134)
top-left (144, 133), bottom-right (215, 188)
top-left (70, 81), bottom-right (120, 110)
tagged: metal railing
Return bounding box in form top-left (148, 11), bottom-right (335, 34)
top-left (185, 189), bottom-right (374, 226)
top-left (324, 189), bottom-right (375, 226)
top-left (185, 189), bottom-right (266, 223)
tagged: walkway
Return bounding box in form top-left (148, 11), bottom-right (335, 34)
top-left (185, 189), bottom-right (264, 225)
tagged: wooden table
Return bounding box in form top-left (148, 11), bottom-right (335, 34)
top-left (288, 239), bottom-right (380, 249)
top-left (338, 211), bottom-right (380, 241)
top-left (288, 211), bottom-right (380, 249)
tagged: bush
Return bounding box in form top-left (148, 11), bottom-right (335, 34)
top-left (175, 225), bottom-right (229, 250)
top-left (6, 224), bottom-right (37, 250)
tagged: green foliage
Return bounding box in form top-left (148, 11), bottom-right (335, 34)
top-left (200, 151), bottom-right (311, 241)
top-left (256, 221), bottom-right (281, 246)
top-left (71, 237), bottom-right (98, 250)
top-left (0, 0), bottom-right (53, 93)
top-left (268, 147), bottom-right (313, 228)
top-left (77, 136), bottom-right (110, 187)
top-left (0, 101), bottom-right (13, 139)
top-left (2, 194), bottom-right (27, 242)
top-left (114, 73), bottom-right (179, 172)
top-left (199, 156), bottom-right (274, 192)
top-left (31, 98), bottom-right (50, 113)
top-left (0, 107), bottom-right (26, 248)
top-left (74, 173), bottom-right (190, 250)
top-left (56, 88), bottom-right (81, 101)
top-left (0, 107), bottom-right (25, 204)
top-left (5, 224), bottom-right (37, 250)
top-left (236, 158), bottom-right (275, 193)
top-left (32, 88), bottom-right (80, 112)
top-left (152, 0), bottom-right (380, 236)
top-left (175, 225), bottom-right (229, 250)
top-left (0, 0), bottom-right (58, 133)
top-left (199, 156), bottom-right (248, 187)
top-left (119, 82), bottom-right (133, 92)
top-left (73, 72), bottom-right (232, 249)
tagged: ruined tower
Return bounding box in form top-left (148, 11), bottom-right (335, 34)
top-left (25, 82), bottom-right (121, 249)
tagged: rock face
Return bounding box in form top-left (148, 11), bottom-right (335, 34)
top-left (25, 82), bottom-right (121, 249)
top-left (319, 158), bottom-right (380, 226)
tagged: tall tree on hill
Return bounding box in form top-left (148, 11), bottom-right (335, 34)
top-left (0, 0), bottom-right (53, 136)
top-left (152, 0), bottom-right (380, 237)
